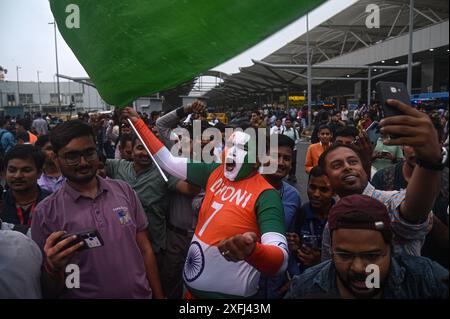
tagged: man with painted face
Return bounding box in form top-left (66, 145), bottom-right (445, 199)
top-left (286, 195), bottom-right (448, 299)
top-left (123, 106), bottom-right (288, 299)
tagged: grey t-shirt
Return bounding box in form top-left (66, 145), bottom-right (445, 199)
top-left (0, 229), bottom-right (42, 298)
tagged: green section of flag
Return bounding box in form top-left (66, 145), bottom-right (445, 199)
top-left (50, 0), bottom-right (326, 106)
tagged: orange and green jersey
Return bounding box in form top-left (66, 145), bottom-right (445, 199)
top-left (132, 118), bottom-right (288, 298)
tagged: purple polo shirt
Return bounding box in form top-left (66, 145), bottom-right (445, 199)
top-left (31, 177), bottom-right (152, 299)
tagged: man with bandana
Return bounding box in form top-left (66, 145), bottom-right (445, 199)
top-left (123, 106), bottom-right (288, 299)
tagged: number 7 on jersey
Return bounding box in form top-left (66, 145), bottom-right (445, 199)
top-left (198, 201), bottom-right (224, 237)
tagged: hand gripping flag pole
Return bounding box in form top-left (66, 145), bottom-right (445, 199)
top-left (127, 118), bottom-right (169, 182)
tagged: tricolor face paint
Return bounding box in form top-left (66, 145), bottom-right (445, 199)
top-left (224, 131), bottom-right (256, 182)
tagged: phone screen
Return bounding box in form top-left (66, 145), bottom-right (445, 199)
top-left (365, 121), bottom-right (380, 144)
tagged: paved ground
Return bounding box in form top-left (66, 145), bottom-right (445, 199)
top-left (285, 138), bottom-right (310, 203)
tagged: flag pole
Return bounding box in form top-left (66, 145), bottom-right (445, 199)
top-left (127, 118), bottom-right (169, 182)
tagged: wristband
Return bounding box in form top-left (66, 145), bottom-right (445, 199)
top-left (416, 147), bottom-right (447, 171)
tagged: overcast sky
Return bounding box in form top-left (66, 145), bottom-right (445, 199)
top-left (0, 0), bottom-right (358, 82)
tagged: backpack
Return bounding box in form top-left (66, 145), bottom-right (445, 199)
top-left (281, 127), bottom-right (299, 141)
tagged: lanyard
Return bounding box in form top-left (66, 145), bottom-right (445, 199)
top-left (16, 202), bottom-right (36, 226)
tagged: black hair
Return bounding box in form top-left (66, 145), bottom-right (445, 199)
top-left (131, 134), bottom-right (141, 147)
top-left (318, 124), bottom-right (333, 134)
top-left (318, 144), bottom-right (363, 173)
top-left (318, 110), bottom-right (330, 123)
top-left (335, 126), bottom-right (358, 139)
top-left (35, 135), bottom-right (51, 150)
top-left (308, 166), bottom-right (326, 182)
top-left (119, 133), bottom-right (134, 148)
top-left (50, 120), bottom-right (96, 154)
top-left (3, 144), bottom-right (44, 171)
top-left (0, 118), bottom-right (9, 127)
top-left (16, 118), bottom-right (32, 131)
top-left (16, 132), bottom-right (29, 143)
top-left (277, 134), bottom-right (295, 150)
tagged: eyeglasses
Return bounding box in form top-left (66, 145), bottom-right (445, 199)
top-left (59, 148), bottom-right (98, 166)
top-left (332, 249), bottom-right (388, 264)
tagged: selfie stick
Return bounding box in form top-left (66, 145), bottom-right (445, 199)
top-left (127, 118), bottom-right (168, 182)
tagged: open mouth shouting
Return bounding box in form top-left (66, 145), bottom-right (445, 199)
top-left (226, 160), bottom-right (236, 172)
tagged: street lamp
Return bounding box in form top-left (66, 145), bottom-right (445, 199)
top-left (37, 71), bottom-right (43, 112)
top-left (49, 21), bottom-right (62, 114)
top-left (16, 66), bottom-right (22, 106)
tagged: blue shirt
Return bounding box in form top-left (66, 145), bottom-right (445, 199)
top-left (285, 254), bottom-right (449, 299)
top-left (0, 129), bottom-right (15, 154)
top-left (291, 202), bottom-right (334, 275)
top-left (257, 181), bottom-right (302, 299)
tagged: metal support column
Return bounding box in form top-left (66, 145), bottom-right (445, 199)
top-left (407, 0), bottom-right (414, 95)
top-left (306, 12), bottom-right (312, 128)
top-left (367, 67), bottom-right (372, 107)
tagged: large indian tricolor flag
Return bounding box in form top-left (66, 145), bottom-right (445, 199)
top-left (49, 0), bottom-right (326, 106)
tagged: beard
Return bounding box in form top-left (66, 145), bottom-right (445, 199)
top-left (336, 269), bottom-right (384, 299)
top-left (62, 166), bottom-right (97, 184)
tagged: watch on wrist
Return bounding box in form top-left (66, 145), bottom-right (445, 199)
top-left (416, 147), bottom-right (448, 171)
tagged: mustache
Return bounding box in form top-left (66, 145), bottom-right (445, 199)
top-left (75, 165), bottom-right (93, 170)
top-left (11, 179), bottom-right (26, 183)
top-left (349, 272), bottom-right (368, 282)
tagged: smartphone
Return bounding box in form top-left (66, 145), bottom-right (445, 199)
top-left (57, 229), bottom-right (104, 252)
top-left (376, 81), bottom-right (411, 118)
top-left (301, 234), bottom-right (320, 251)
top-left (365, 121), bottom-right (380, 145)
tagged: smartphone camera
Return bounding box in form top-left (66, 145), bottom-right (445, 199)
top-left (81, 232), bottom-right (103, 248)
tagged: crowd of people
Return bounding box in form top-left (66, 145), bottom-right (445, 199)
top-left (0, 97), bottom-right (448, 299)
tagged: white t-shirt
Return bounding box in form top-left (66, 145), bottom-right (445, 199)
top-left (0, 229), bottom-right (42, 298)
top-left (270, 125), bottom-right (284, 135)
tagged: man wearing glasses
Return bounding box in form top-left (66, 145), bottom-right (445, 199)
top-left (285, 194), bottom-right (448, 299)
top-left (31, 120), bottom-right (164, 299)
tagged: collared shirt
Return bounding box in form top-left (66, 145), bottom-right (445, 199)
top-left (270, 125), bottom-right (284, 135)
top-left (31, 178), bottom-right (151, 299)
top-left (285, 254), bottom-right (449, 299)
top-left (38, 173), bottom-right (65, 193)
top-left (291, 201), bottom-right (334, 275)
top-left (106, 159), bottom-right (178, 252)
top-left (321, 183), bottom-right (431, 261)
top-left (0, 229), bottom-right (42, 298)
top-left (0, 128), bottom-right (15, 154)
top-left (282, 127), bottom-right (300, 150)
top-left (305, 142), bottom-right (330, 174)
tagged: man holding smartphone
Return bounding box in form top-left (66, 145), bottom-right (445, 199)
top-left (319, 98), bottom-right (445, 260)
top-left (31, 120), bottom-right (164, 299)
